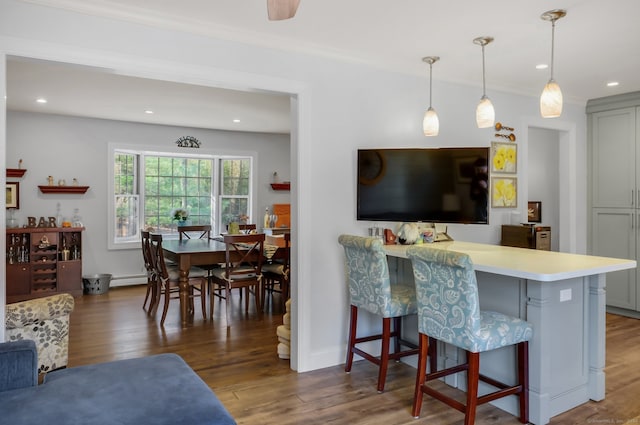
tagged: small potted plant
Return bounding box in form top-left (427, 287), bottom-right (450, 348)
top-left (171, 208), bottom-right (190, 226)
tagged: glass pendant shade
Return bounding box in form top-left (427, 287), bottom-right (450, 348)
top-left (422, 56), bottom-right (440, 137)
top-left (540, 9), bottom-right (566, 118)
top-left (540, 79), bottom-right (563, 117)
top-left (473, 37), bottom-right (494, 129)
top-left (423, 107), bottom-right (439, 136)
top-left (476, 95), bottom-right (495, 128)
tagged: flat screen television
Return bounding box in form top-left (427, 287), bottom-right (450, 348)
top-left (357, 147), bottom-right (490, 224)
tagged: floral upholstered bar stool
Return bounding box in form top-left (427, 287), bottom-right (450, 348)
top-left (338, 235), bottom-right (436, 393)
top-left (406, 245), bottom-right (533, 424)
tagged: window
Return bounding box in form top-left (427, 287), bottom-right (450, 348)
top-left (114, 153), bottom-right (139, 242)
top-left (220, 158), bottom-right (251, 225)
top-left (109, 147), bottom-right (254, 249)
top-left (144, 156), bottom-right (213, 232)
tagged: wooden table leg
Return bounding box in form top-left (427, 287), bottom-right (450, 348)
top-left (179, 256), bottom-right (193, 326)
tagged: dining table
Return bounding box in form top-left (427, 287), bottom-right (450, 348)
top-left (161, 238), bottom-right (282, 326)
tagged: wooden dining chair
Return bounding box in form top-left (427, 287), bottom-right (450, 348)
top-left (178, 225), bottom-right (212, 240)
top-left (338, 234), bottom-right (436, 393)
top-left (149, 233), bottom-right (208, 326)
top-left (141, 231), bottom-right (158, 313)
top-left (407, 245), bottom-right (532, 424)
top-left (225, 223), bottom-right (257, 234)
top-left (261, 232), bottom-right (290, 312)
top-left (209, 233), bottom-right (265, 327)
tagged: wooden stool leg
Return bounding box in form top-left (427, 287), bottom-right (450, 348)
top-left (377, 317), bottom-right (391, 393)
top-left (392, 317), bottom-right (401, 354)
top-left (345, 305), bottom-right (357, 373)
top-left (428, 337), bottom-right (438, 373)
top-left (465, 352), bottom-right (480, 425)
top-left (412, 333), bottom-right (429, 418)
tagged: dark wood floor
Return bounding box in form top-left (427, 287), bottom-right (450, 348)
top-left (68, 285), bottom-right (640, 424)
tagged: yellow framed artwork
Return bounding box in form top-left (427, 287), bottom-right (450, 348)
top-left (491, 141), bottom-right (517, 174)
top-left (491, 177), bottom-right (517, 208)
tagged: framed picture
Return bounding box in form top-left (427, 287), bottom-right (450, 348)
top-left (491, 141), bottom-right (517, 174)
top-left (528, 201), bottom-right (542, 223)
top-left (6, 182), bottom-right (20, 209)
top-left (491, 177), bottom-right (517, 208)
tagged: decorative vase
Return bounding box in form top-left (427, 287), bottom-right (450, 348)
top-left (177, 219), bottom-right (191, 227)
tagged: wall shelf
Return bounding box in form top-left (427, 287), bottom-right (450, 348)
top-left (38, 185), bottom-right (90, 194)
top-left (6, 168), bottom-right (27, 178)
top-left (270, 182), bottom-right (290, 191)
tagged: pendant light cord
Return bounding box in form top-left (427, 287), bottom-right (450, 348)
top-left (481, 44), bottom-right (487, 96)
top-left (550, 20), bottom-right (556, 80)
top-left (429, 63), bottom-right (433, 108)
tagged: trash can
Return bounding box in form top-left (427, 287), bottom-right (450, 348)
top-left (82, 274), bottom-right (113, 295)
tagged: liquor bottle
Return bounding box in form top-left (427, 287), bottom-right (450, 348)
top-left (263, 207), bottom-right (270, 229)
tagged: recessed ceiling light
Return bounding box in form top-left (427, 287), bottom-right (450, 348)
top-left (535, 64), bottom-right (549, 70)
top-left (144, 110), bottom-right (154, 114)
top-left (233, 119), bottom-right (241, 123)
top-left (36, 98), bottom-right (47, 104)
top-left (607, 81), bottom-right (619, 87)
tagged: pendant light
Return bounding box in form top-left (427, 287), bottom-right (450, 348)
top-left (473, 36), bottom-right (495, 128)
top-left (422, 56), bottom-right (440, 137)
top-left (540, 9), bottom-right (566, 118)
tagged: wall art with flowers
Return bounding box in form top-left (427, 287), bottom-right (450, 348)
top-left (491, 177), bottom-right (517, 208)
top-left (490, 141), bottom-right (517, 174)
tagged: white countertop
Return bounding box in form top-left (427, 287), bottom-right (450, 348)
top-left (384, 241), bottom-right (637, 282)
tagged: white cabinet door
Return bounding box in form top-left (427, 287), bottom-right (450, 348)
top-left (591, 108), bottom-right (636, 208)
top-left (592, 208), bottom-right (637, 310)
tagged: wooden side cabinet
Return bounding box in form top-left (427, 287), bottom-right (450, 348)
top-left (6, 227), bottom-right (84, 303)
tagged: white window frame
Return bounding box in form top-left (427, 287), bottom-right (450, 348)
top-left (108, 143), bottom-right (256, 250)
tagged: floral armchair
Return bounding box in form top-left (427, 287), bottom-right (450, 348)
top-left (5, 294), bottom-right (74, 374)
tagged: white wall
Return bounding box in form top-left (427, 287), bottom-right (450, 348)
top-left (0, 0), bottom-right (588, 370)
top-left (6, 111), bottom-right (290, 281)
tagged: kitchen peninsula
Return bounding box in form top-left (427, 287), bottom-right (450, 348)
top-left (384, 241), bottom-right (636, 425)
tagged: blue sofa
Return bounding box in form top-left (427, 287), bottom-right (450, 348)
top-left (0, 340), bottom-right (236, 425)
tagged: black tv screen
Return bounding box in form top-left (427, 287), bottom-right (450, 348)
top-left (357, 148), bottom-right (490, 224)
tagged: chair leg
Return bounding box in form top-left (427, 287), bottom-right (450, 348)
top-left (150, 280), bottom-right (161, 316)
top-left (345, 305), bottom-right (357, 373)
top-left (518, 341), bottom-right (529, 424)
top-left (142, 281), bottom-right (152, 310)
top-left (255, 283), bottom-right (261, 316)
top-left (244, 287), bottom-right (250, 313)
top-left (209, 282), bottom-right (215, 319)
top-left (261, 278), bottom-right (268, 311)
top-left (200, 279), bottom-right (207, 320)
top-left (281, 278), bottom-right (289, 310)
top-left (377, 317), bottom-right (392, 393)
top-left (412, 333), bottom-right (430, 418)
top-left (428, 337), bottom-right (438, 374)
top-left (392, 317), bottom-right (401, 354)
top-left (464, 352), bottom-right (480, 425)
top-left (225, 284), bottom-right (232, 327)
top-left (160, 285), bottom-right (170, 326)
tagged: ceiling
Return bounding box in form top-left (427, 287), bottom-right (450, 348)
top-left (8, 0), bottom-right (640, 134)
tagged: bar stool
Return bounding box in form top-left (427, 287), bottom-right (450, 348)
top-left (338, 235), bottom-right (435, 393)
top-left (406, 245), bottom-right (533, 424)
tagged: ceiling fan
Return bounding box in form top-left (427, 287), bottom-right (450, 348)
top-left (267, 0), bottom-right (300, 21)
